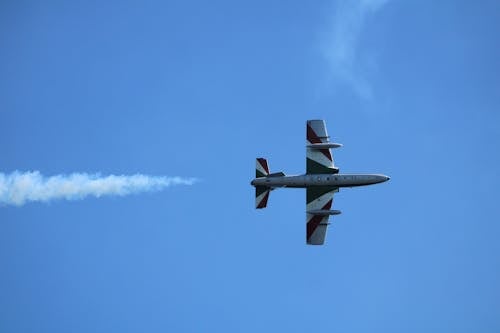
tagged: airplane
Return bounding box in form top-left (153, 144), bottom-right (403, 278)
top-left (251, 119), bottom-right (390, 245)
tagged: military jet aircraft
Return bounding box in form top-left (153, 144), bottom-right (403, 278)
top-left (251, 120), bottom-right (390, 245)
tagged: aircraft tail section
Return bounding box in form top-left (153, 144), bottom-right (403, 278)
top-left (255, 186), bottom-right (271, 209)
top-left (254, 158), bottom-right (285, 208)
top-left (256, 158), bottom-right (270, 178)
top-left (255, 158), bottom-right (270, 208)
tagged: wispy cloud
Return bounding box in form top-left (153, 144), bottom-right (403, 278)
top-left (322, 0), bottom-right (389, 100)
top-left (0, 171), bottom-right (197, 206)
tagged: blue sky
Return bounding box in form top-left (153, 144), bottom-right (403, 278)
top-left (1, 0), bottom-right (499, 332)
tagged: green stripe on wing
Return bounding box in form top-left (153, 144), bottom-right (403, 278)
top-left (306, 158), bottom-right (338, 175)
top-left (306, 186), bottom-right (337, 204)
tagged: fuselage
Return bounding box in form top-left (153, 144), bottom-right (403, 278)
top-left (251, 173), bottom-right (390, 188)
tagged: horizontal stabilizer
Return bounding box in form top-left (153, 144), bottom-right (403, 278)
top-left (255, 186), bottom-right (271, 209)
top-left (256, 158), bottom-right (270, 178)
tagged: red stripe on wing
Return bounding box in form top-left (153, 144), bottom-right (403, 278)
top-left (306, 124), bottom-right (332, 161)
top-left (306, 199), bottom-right (333, 240)
top-left (307, 123), bottom-right (322, 144)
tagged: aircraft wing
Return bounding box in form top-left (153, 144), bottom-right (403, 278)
top-left (306, 120), bottom-right (339, 174)
top-left (306, 186), bottom-right (338, 245)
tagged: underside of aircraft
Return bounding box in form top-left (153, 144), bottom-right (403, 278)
top-left (251, 120), bottom-right (389, 245)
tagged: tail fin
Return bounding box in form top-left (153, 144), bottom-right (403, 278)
top-left (255, 186), bottom-right (271, 209)
top-left (256, 158), bottom-right (270, 178)
top-left (255, 158), bottom-right (270, 209)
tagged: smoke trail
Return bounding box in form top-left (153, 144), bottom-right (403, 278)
top-left (0, 171), bottom-right (197, 206)
top-left (322, 0), bottom-right (390, 100)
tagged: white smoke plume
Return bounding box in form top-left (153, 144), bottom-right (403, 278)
top-left (0, 171), bottom-right (197, 206)
top-left (322, 0), bottom-right (390, 100)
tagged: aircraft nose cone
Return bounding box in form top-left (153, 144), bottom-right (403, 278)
top-left (385, 176), bottom-right (390, 181)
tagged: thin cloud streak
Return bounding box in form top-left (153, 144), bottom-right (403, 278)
top-left (0, 171), bottom-right (198, 206)
top-left (322, 0), bottom-right (389, 100)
